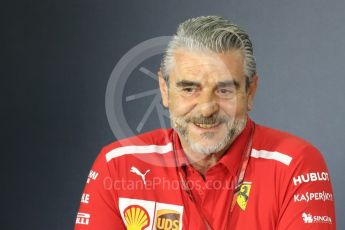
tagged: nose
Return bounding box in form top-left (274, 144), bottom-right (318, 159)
top-left (197, 91), bottom-right (219, 117)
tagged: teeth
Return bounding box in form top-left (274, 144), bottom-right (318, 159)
top-left (195, 123), bottom-right (218, 128)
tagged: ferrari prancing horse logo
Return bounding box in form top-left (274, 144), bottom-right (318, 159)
top-left (237, 182), bottom-right (252, 210)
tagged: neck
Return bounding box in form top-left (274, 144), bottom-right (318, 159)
top-left (182, 143), bottom-right (230, 176)
top-left (176, 118), bottom-right (249, 176)
top-left (189, 151), bottom-right (225, 176)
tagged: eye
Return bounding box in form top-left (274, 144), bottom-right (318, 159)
top-left (181, 87), bottom-right (197, 96)
top-left (216, 87), bottom-right (236, 98)
top-left (183, 87), bottom-right (195, 93)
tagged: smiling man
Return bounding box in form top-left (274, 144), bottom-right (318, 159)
top-left (159, 48), bottom-right (255, 176)
top-left (75, 16), bottom-right (336, 229)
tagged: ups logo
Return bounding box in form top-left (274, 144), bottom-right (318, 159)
top-left (155, 209), bottom-right (181, 230)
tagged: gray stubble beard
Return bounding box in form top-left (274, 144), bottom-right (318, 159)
top-left (171, 114), bottom-right (247, 156)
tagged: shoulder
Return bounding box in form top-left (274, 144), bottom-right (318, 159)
top-left (100, 128), bottom-right (174, 163)
top-left (252, 123), bottom-right (326, 168)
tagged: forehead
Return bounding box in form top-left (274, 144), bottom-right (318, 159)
top-left (170, 48), bottom-right (245, 83)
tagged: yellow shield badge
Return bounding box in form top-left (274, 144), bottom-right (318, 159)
top-left (236, 182), bottom-right (252, 210)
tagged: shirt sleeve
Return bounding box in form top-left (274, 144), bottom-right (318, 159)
top-left (74, 148), bottom-right (125, 230)
top-left (277, 145), bottom-right (336, 230)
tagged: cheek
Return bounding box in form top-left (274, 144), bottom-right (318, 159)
top-left (219, 98), bottom-right (246, 117)
top-left (170, 101), bottom-right (195, 116)
top-left (168, 94), bottom-right (195, 116)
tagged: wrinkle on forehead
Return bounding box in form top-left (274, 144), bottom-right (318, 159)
top-left (171, 48), bottom-right (245, 83)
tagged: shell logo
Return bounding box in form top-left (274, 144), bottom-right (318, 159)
top-left (123, 205), bottom-right (150, 230)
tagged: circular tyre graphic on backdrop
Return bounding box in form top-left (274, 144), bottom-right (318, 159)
top-left (105, 36), bottom-right (172, 142)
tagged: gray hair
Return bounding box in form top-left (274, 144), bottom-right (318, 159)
top-left (160, 16), bottom-right (256, 87)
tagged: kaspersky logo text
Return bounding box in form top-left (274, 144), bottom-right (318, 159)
top-left (294, 191), bottom-right (333, 203)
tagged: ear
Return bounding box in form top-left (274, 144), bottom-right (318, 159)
top-left (247, 74), bottom-right (258, 111)
top-left (158, 71), bottom-right (169, 108)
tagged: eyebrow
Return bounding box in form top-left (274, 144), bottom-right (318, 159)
top-left (175, 80), bottom-right (201, 88)
top-left (175, 80), bottom-right (240, 88)
top-left (216, 80), bottom-right (240, 89)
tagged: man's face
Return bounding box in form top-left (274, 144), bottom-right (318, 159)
top-left (159, 49), bottom-right (257, 156)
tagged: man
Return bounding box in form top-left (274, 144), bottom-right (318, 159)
top-left (75, 16), bottom-right (335, 229)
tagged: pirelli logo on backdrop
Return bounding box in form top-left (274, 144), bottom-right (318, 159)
top-left (155, 209), bottom-right (181, 230)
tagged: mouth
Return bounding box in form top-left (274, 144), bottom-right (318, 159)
top-left (193, 122), bottom-right (220, 129)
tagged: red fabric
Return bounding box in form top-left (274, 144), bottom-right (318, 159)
top-left (75, 118), bottom-right (336, 230)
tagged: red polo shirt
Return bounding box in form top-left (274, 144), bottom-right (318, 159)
top-left (173, 118), bottom-right (252, 229)
top-left (75, 119), bottom-right (336, 229)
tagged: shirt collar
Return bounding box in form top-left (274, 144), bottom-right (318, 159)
top-left (172, 130), bottom-right (189, 167)
top-left (218, 117), bottom-right (253, 176)
top-left (172, 117), bottom-right (254, 176)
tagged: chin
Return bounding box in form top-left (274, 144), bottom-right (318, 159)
top-left (190, 142), bottom-right (226, 156)
top-left (187, 136), bottom-right (231, 156)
